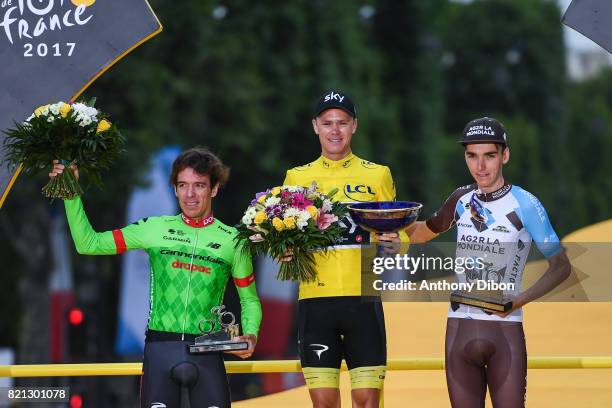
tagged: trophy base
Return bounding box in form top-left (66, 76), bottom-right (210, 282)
top-left (450, 291), bottom-right (513, 313)
top-left (188, 340), bottom-right (249, 354)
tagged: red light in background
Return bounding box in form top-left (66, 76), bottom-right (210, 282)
top-left (70, 394), bottom-right (83, 408)
top-left (68, 308), bottom-right (84, 326)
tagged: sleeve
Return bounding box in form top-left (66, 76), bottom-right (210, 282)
top-left (516, 191), bottom-right (562, 258)
top-left (378, 166), bottom-right (397, 201)
top-left (64, 196), bottom-right (148, 255)
top-left (283, 169), bottom-right (293, 186)
top-left (377, 166), bottom-right (410, 243)
top-left (231, 240), bottom-right (262, 336)
top-left (426, 186), bottom-right (474, 234)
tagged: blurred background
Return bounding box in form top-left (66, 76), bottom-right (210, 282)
top-left (1, 0), bottom-right (611, 406)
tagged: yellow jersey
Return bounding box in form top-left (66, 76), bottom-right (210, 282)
top-left (283, 153), bottom-right (398, 299)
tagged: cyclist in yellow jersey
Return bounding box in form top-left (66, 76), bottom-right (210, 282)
top-left (285, 153), bottom-right (397, 299)
top-left (283, 91), bottom-right (401, 408)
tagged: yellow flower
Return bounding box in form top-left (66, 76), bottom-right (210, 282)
top-left (59, 103), bottom-right (72, 118)
top-left (283, 217), bottom-right (296, 230)
top-left (272, 217), bottom-right (285, 232)
top-left (34, 104), bottom-right (50, 117)
top-left (271, 186), bottom-right (281, 196)
top-left (254, 211), bottom-right (267, 225)
top-left (96, 119), bottom-right (111, 134)
top-left (305, 205), bottom-right (318, 219)
top-left (257, 194), bottom-right (267, 204)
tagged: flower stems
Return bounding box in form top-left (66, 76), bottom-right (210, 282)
top-left (41, 160), bottom-right (83, 199)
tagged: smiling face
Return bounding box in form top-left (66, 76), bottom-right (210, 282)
top-left (464, 143), bottom-right (509, 193)
top-left (174, 167), bottom-right (218, 220)
top-left (312, 108), bottom-right (357, 161)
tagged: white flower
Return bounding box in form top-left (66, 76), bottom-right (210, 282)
top-left (72, 103), bottom-right (87, 113)
top-left (47, 116), bottom-right (54, 123)
top-left (283, 207), bottom-right (299, 218)
top-left (264, 196), bottom-right (281, 207)
top-left (41, 107), bottom-right (50, 116)
top-left (72, 103), bottom-right (98, 121)
top-left (242, 207), bottom-right (257, 225)
top-left (321, 199), bottom-right (333, 213)
top-left (80, 116), bottom-right (92, 126)
top-left (49, 103), bottom-right (62, 115)
top-left (285, 185), bottom-right (302, 193)
top-left (296, 211), bottom-right (310, 230)
top-left (85, 107), bottom-right (99, 120)
top-left (25, 114), bottom-right (35, 122)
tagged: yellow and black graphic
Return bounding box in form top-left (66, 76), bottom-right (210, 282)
top-left (0, 0), bottom-right (162, 208)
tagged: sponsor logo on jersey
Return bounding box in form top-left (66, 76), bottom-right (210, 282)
top-left (492, 225), bottom-right (510, 233)
top-left (360, 160), bottom-right (378, 169)
top-left (457, 235), bottom-right (505, 254)
top-left (167, 228), bottom-right (186, 236)
top-left (206, 242), bottom-right (221, 249)
top-left (162, 236), bottom-right (191, 244)
top-left (159, 250), bottom-right (225, 266)
top-left (459, 235), bottom-right (500, 245)
top-left (342, 159), bottom-right (352, 168)
top-left (344, 184), bottom-right (375, 201)
top-left (172, 259), bottom-right (211, 274)
top-left (458, 222), bottom-right (473, 228)
top-left (217, 225), bottom-right (233, 235)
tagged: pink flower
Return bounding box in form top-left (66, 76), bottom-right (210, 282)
top-left (290, 193), bottom-right (313, 210)
top-left (249, 233), bottom-right (264, 242)
top-left (317, 213), bottom-right (338, 230)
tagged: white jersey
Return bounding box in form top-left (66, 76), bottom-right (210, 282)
top-left (426, 183), bottom-right (562, 322)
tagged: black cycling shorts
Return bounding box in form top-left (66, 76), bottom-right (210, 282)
top-left (298, 296), bottom-right (386, 370)
top-left (140, 330), bottom-right (230, 408)
top-left (445, 317), bottom-right (527, 408)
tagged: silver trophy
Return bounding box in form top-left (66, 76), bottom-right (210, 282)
top-left (188, 305), bottom-right (249, 353)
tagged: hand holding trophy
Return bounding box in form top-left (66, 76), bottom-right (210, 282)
top-left (189, 305), bottom-right (254, 356)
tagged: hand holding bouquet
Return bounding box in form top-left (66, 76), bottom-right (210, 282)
top-left (2, 99), bottom-right (125, 199)
top-left (236, 183), bottom-right (348, 282)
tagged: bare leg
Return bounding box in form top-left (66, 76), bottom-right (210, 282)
top-left (309, 388), bottom-right (340, 408)
top-left (351, 388), bottom-right (380, 408)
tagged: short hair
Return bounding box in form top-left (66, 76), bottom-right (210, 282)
top-left (169, 147), bottom-right (230, 187)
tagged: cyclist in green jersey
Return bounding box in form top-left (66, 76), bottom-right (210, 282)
top-left (50, 147), bottom-right (262, 408)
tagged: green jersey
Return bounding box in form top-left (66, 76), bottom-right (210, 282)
top-left (64, 197), bottom-right (262, 336)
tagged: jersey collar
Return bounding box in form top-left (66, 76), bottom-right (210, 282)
top-left (319, 152), bottom-right (356, 169)
top-left (475, 182), bottom-right (512, 202)
top-left (181, 213), bottom-right (215, 228)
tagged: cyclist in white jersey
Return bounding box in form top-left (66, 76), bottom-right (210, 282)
top-left (407, 117), bottom-right (571, 408)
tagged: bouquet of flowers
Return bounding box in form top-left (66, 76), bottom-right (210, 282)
top-left (236, 183), bottom-right (348, 282)
top-left (2, 99), bottom-right (125, 199)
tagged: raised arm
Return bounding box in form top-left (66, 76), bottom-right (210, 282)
top-left (52, 162), bottom-right (147, 255)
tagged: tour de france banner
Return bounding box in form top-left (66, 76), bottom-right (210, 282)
top-left (0, 0), bottom-right (162, 207)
